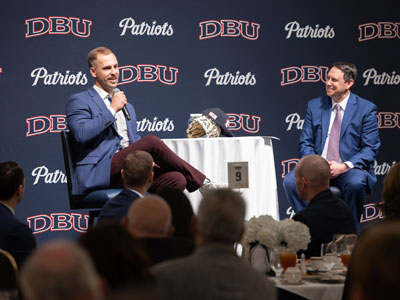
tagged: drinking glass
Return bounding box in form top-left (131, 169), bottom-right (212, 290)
top-left (280, 248), bottom-right (297, 272)
top-left (340, 235), bottom-right (357, 269)
top-left (341, 249), bottom-right (351, 269)
top-left (321, 243), bottom-right (337, 276)
top-left (269, 247), bottom-right (284, 277)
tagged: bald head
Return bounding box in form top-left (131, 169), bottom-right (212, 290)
top-left (295, 155), bottom-right (330, 202)
top-left (296, 155), bottom-right (330, 187)
top-left (126, 195), bottom-right (173, 238)
top-left (20, 240), bottom-right (102, 300)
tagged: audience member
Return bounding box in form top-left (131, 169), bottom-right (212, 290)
top-left (292, 155), bottom-right (356, 258)
top-left (156, 186), bottom-right (195, 240)
top-left (98, 150), bottom-right (153, 222)
top-left (378, 162), bottom-right (400, 219)
top-left (78, 222), bottom-right (153, 295)
top-left (123, 195), bottom-right (195, 265)
top-left (0, 161), bottom-right (36, 267)
top-left (20, 240), bottom-right (103, 300)
top-left (349, 220), bottom-right (400, 300)
top-left (0, 249), bottom-right (19, 300)
top-left (342, 163), bottom-right (400, 300)
top-left (152, 188), bottom-right (276, 300)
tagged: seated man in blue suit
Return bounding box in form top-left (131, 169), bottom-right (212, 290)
top-left (98, 150), bottom-right (153, 222)
top-left (66, 47), bottom-right (214, 196)
top-left (283, 62), bottom-right (380, 233)
top-left (293, 155), bottom-right (356, 258)
top-left (0, 161), bottom-right (36, 267)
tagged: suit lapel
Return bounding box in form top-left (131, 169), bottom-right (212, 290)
top-left (88, 87), bottom-right (118, 133)
top-left (340, 92), bottom-right (357, 139)
top-left (321, 97), bottom-right (332, 149)
top-left (88, 87), bottom-right (107, 111)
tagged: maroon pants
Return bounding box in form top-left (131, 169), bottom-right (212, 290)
top-left (110, 135), bottom-right (206, 193)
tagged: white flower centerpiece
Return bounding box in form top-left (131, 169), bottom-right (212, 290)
top-left (240, 215), bottom-right (310, 272)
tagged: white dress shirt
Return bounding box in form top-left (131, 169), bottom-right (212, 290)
top-left (93, 85), bottom-right (130, 148)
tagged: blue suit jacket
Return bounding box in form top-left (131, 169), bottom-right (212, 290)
top-left (66, 87), bottom-right (141, 195)
top-left (0, 203), bottom-right (37, 267)
top-left (298, 92), bottom-right (380, 189)
top-left (97, 188), bottom-right (141, 222)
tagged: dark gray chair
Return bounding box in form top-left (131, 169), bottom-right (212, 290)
top-left (60, 131), bottom-right (122, 226)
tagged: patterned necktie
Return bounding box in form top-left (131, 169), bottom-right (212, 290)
top-left (326, 104), bottom-right (342, 162)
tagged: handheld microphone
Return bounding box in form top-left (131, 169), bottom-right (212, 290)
top-left (113, 88), bottom-right (131, 120)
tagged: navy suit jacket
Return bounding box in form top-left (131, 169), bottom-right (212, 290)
top-left (0, 203), bottom-right (36, 267)
top-left (293, 189), bottom-right (356, 258)
top-left (98, 188), bottom-right (141, 222)
top-left (298, 92), bottom-right (380, 190)
top-left (66, 87), bottom-right (141, 195)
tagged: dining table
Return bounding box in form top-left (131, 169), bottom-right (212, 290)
top-left (271, 273), bottom-right (345, 300)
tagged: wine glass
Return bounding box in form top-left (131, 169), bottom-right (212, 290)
top-left (280, 248), bottom-right (297, 273)
top-left (269, 247), bottom-right (283, 278)
top-left (321, 243), bottom-right (337, 276)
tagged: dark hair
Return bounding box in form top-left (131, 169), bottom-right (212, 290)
top-left (156, 187), bottom-right (195, 240)
top-left (329, 62), bottom-right (357, 83)
top-left (0, 249), bottom-right (18, 291)
top-left (0, 161), bottom-right (24, 201)
top-left (87, 47), bottom-right (114, 68)
top-left (123, 151), bottom-right (153, 188)
top-left (78, 222), bottom-right (153, 290)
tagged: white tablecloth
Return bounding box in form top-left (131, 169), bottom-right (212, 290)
top-left (162, 136), bottom-right (279, 220)
top-left (272, 277), bottom-right (344, 300)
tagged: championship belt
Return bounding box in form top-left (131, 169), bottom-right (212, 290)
top-left (186, 115), bottom-right (221, 138)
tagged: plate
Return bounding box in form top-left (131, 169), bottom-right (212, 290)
top-left (279, 279), bottom-right (304, 285)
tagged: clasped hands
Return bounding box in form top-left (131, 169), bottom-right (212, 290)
top-left (329, 161), bottom-right (349, 179)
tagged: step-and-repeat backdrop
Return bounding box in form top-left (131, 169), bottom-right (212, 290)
top-left (1, 0), bottom-right (398, 244)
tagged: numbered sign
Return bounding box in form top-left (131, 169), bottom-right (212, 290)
top-left (228, 162), bottom-right (249, 189)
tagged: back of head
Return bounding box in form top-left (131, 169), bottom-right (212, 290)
top-left (123, 151), bottom-right (153, 188)
top-left (0, 161), bottom-right (24, 201)
top-left (78, 222), bottom-right (152, 290)
top-left (126, 195), bottom-right (172, 238)
top-left (197, 188), bottom-right (246, 243)
top-left (156, 186), bottom-right (194, 239)
top-left (20, 240), bottom-right (102, 300)
top-left (350, 220), bottom-right (400, 300)
top-left (296, 155), bottom-right (330, 188)
top-left (379, 163), bottom-right (400, 218)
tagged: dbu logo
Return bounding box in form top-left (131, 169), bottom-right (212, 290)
top-left (281, 66), bottom-right (329, 86)
top-left (27, 213), bottom-right (89, 234)
top-left (119, 65), bottom-right (178, 86)
top-left (226, 113), bottom-right (261, 133)
top-left (25, 17), bottom-right (92, 38)
top-left (359, 22), bottom-right (400, 42)
top-left (281, 159), bottom-right (299, 178)
top-left (377, 112), bottom-right (400, 129)
top-left (26, 115), bottom-right (67, 137)
top-left (199, 20), bottom-right (260, 40)
top-left (360, 203), bottom-right (384, 223)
